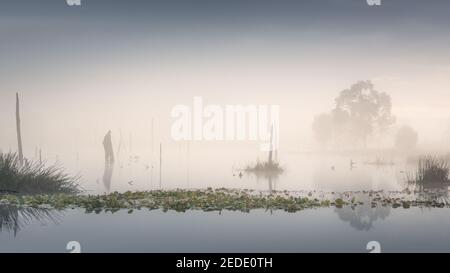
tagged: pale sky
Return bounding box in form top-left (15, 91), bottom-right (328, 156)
top-left (1, 0), bottom-right (450, 155)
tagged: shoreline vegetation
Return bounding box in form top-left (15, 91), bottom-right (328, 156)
top-left (244, 161), bottom-right (284, 175)
top-left (0, 153), bottom-right (81, 195)
top-left (407, 156), bottom-right (450, 190)
top-left (2, 150), bottom-right (450, 214)
top-left (1, 188), bottom-right (449, 214)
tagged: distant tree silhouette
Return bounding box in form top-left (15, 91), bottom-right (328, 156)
top-left (312, 80), bottom-right (395, 148)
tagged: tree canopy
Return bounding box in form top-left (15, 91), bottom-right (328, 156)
top-left (312, 80), bottom-right (395, 148)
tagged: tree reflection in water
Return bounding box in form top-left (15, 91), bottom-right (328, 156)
top-left (334, 195), bottom-right (391, 231)
top-left (102, 162), bottom-right (114, 193)
top-left (251, 171), bottom-right (281, 195)
top-left (335, 186), bottom-right (449, 231)
top-left (0, 205), bottom-right (61, 236)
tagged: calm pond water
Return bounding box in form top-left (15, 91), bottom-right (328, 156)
top-left (55, 147), bottom-right (410, 194)
top-left (2, 148), bottom-right (448, 252)
top-left (1, 207), bottom-right (450, 253)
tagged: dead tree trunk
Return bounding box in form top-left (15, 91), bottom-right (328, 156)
top-left (16, 92), bottom-right (24, 165)
top-left (159, 143), bottom-right (162, 188)
top-left (103, 130), bottom-right (115, 164)
top-left (268, 124), bottom-right (273, 165)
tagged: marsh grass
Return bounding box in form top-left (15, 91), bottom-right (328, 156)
top-left (407, 156), bottom-right (450, 189)
top-left (0, 153), bottom-right (81, 195)
top-left (244, 160), bottom-right (284, 174)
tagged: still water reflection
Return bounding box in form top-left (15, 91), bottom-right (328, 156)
top-left (62, 148), bottom-right (413, 194)
top-left (0, 205), bottom-right (61, 236)
top-left (335, 205), bottom-right (391, 231)
top-left (1, 208), bottom-right (450, 252)
top-left (102, 163), bottom-right (114, 194)
top-left (3, 148), bottom-right (448, 252)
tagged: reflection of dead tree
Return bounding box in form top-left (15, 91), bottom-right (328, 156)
top-left (103, 130), bottom-right (115, 164)
top-left (103, 130), bottom-right (115, 193)
top-left (16, 93), bottom-right (24, 165)
top-left (102, 163), bottom-right (114, 193)
top-left (251, 169), bottom-right (280, 194)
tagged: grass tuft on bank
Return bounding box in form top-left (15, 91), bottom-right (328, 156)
top-left (0, 153), bottom-right (81, 195)
top-left (407, 156), bottom-right (450, 189)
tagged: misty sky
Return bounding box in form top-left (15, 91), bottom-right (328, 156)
top-left (1, 0), bottom-right (450, 156)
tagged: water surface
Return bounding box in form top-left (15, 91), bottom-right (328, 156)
top-left (1, 207), bottom-right (450, 253)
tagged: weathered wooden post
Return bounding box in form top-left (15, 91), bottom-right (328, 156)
top-left (16, 92), bottom-right (24, 165)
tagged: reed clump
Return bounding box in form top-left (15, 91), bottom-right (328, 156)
top-left (407, 156), bottom-right (450, 189)
top-left (0, 153), bottom-right (81, 195)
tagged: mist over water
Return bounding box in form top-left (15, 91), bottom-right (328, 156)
top-left (2, 0), bottom-right (450, 253)
top-left (2, 1), bottom-right (450, 155)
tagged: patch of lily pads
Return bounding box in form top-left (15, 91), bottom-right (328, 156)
top-left (1, 188), bottom-right (449, 214)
